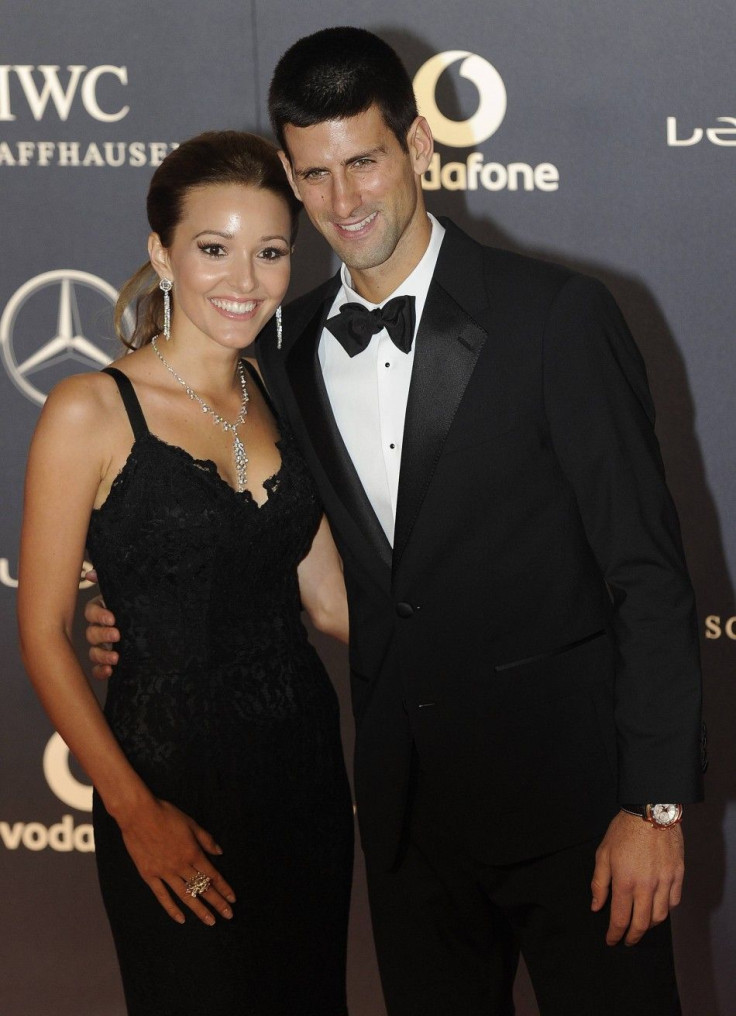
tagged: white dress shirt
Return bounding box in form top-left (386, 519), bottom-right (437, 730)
top-left (319, 214), bottom-right (445, 545)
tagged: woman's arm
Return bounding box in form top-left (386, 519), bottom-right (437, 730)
top-left (18, 375), bottom-right (235, 925)
top-left (297, 515), bottom-right (349, 643)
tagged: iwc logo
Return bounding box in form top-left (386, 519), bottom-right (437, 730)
top-left (0, 64), bottom-right (178, 167)
top-left (0, 64), bottom-right (130, 123)
top-left (0, 269), bottom-right (118, 405)
top-left (413, 50), bottom-right (559, 193)
top-left (0, 734), bottom-right (94, 853)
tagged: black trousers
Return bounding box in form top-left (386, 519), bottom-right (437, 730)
top-left (365, 781), bottom-right (681, 1016)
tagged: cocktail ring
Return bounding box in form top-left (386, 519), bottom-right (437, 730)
top-left (184, 871), bottom-right (212, 898)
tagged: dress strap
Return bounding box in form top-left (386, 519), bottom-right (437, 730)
top-left (102, 367), bottom-right (149, 440)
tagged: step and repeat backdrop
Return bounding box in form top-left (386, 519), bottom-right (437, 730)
top-left (1, 3), bottom-right (733, 1013)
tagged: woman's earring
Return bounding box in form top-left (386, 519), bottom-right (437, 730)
top-left (159, 278), bottom-right (172, 340)
top-left (276, 304), bottom-right (283, 350)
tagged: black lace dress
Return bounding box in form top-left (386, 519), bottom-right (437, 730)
top-left (87, 366), bottom-right (353, 1016)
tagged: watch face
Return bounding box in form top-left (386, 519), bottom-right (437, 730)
top-left (651, 803), bottom-right (679, 826)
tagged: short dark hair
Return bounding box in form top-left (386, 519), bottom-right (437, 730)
top-left (269, 27), bottom-right (418, 155)
top-left (116, 131), bottom-right (300, 348)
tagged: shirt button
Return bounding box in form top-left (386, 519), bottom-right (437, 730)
top-left (396, 602), bottom-right (414, 618)
top-left (385, 362), bottom-right (391, 368)
top-left (389, 443), bottom-right (396, 449)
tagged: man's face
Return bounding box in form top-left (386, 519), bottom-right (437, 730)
top-left (281, 106), bottom-right (432, 289)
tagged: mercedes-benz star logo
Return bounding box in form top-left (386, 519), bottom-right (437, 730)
top-left (0, 269), bottom-right (120, 405)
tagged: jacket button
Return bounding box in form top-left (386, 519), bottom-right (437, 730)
top-left (396, 602), bottom-right (414, 618)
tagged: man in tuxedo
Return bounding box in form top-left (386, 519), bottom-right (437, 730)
top-left (87, 27), bottom-right (703, 1015)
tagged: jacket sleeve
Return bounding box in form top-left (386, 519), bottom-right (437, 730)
top-left (542, 273), bottom-right (703, 803)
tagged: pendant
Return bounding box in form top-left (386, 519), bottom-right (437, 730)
top-left (233, 434), bottom-right (248, 491)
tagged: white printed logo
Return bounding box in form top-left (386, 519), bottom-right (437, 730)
top-left (704, 615), bottom-right (736, 639)
top-left (412, 50), bottom-right (557, 193)
top-left (0, 65), bottom-right (129, 122)
top-left (0, 270), bottom-right (118, 405)
top-left (666, 116), bottom-right (736, 147)
top-left (0, 734), bottom-right (94, 852)
top-left (0, 557), bottom-right (95, 589)
top-left (43, 733), bottom-right (93, 812)
top-left (413, 51), bottom-right (507, 147)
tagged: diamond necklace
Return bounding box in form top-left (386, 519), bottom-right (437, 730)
top-left (151, 335), bottom-right (249, 491)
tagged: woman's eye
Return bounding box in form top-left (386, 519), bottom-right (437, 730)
top-left (260, 247), bottom-right (289, 261)
top-left (197, 242), bottom-right (226, 257)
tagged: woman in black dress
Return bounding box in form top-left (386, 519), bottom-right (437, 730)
top-left (18, 132), bottom-right (354, 1016)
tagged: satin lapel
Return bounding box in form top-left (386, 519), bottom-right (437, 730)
top-left (285, 299), bottom-right (394, 574)
top-left (393, 279), bottom-right (487, 572)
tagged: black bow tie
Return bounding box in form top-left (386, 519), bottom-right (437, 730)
top-left (325, 294), bottom-right (416, 357)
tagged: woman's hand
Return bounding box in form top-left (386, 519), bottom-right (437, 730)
top-left (118, 797), bottom-right (237, 925)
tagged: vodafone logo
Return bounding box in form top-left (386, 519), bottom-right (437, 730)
top-left (413, 51), bottom-right (507, 147)
top-left (413, 50), bottom-right (558, 193)
top-left (1, 735), bottom-right (94, 852)
top-left (43, 733), bottom-right (93, 812)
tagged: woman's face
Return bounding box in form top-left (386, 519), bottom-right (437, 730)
top-left (151, 182), bottom-right (292, 351)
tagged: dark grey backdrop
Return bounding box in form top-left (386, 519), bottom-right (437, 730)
top-left (1, 3), bottom-right (733, 1013)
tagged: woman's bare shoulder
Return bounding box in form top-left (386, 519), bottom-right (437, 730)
top-left (40, 364), bottom-right (129, 429)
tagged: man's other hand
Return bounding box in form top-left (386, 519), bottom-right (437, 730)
top-left (591, 809), bottom-right (684, 946)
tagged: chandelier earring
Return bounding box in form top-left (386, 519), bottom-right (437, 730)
top-left (159, 277), bottom-right (173, 340)
top-left (276, 305), bottom-right (283, 350)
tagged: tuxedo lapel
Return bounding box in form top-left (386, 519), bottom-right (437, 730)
top-left (280, 220), bottom-right (489, 585)
top-left (393, 278), bottom-right (487, 573)
top-left (285, 290), bottom-right (394, 574)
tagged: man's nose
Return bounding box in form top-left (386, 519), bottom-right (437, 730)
top-left (331, 173), bottom-right (360, 219)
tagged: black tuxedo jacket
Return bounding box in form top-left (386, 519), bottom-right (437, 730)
top-left (258, 219), bottom-right (703, 871)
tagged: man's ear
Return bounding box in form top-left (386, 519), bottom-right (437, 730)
top-left (147, 232), bottom-right (171, 280)
top-left (278, 150), bottom-right (303, 203)
top-left (406, 115), bottom-right (434, 178)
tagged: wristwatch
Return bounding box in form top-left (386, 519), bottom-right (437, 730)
top-left (620, 803), bottom-right (683, 828)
